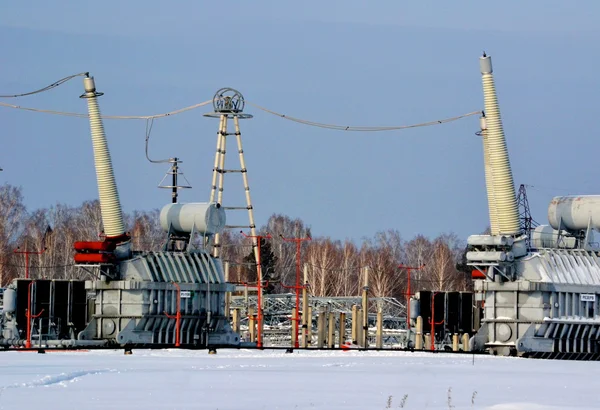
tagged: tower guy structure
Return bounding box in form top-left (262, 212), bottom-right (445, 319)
top-left (204, 88), bottom-right (259, 263)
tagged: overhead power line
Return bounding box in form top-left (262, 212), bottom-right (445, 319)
top-left (0, 99), bottom-right (480, 132)
top-left (0, 73), bottom-right (480, 130)
top-left (0, 100), bottom-right (212, 120)
top-left (247, 102), bottom-right (482, 132)
top-left (0, 73), bottom-right (89, 98)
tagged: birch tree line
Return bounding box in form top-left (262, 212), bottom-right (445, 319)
top-left (0, 184), bottom-right (472, 297)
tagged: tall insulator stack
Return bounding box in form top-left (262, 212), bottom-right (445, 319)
top-left (479, 54), bottom-right (521, 236)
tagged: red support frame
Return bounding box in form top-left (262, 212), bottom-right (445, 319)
top-left (240, 231), bottom-right (272, 349)
top-left (398, 264), bottom-right (425, 330)
top-left (280, 234), bottom-right (311, 349)
top-left (14, 246), bottom-right (46, 279)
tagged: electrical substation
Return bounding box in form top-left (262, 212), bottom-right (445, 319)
top-left (2, 53), bottom-right (600, 360)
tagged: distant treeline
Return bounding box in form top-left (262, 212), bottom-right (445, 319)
top-left (0, 184), bottom-right (473, 298)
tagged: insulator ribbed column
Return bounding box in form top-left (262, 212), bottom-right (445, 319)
top-left (81, 77), bottom-right (126, 238)
top-left (480, 114), bottom-right (499, 234)
top-left (480, 54), bottom-right (520, 235)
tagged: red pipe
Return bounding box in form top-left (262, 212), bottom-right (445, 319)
top-left (398, 264), bottom-right (425, 330)
top-left (26, 280), bottom-right (44, 349)
top-left (164, 282), bottom-right (182, 347)
top-left (428, 291), bottom-right (444, 351)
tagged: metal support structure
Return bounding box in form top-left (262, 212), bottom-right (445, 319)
top-left (376, 304), bottom-right (383, 349)
top-left (301, 263), bottom-right (309, 348)
top-left (339, 312), bottom-right (346, 347)
top-left (229, 293), bottom-right (407, 347)
top-left (351, 305), bottom-right (359, 344)
top-left (14, 246), bottom-right (46, 280)
top-left (328, 312), bottom-right (335, 349)
top-left (204, 88), bottom-right (256, 260)
top-left (241, 231), bottom-right (271, 348)
top-left (516, 184), bottom-right (539, 248)
top-left (398, 264), bottom-right (425, 330)
top-left (232, 308), bottom-right (240, 334)
top-left (362, 266), bottom-right (369, 348)
top-left (317, 308), bottom-right (327, 348)
top-left (157, 157), bottom-right (192, 204)
top-left (306, 306), bottom-right (313, 347)
top-left (248, 307), bottom-right (256, 343)
top-left (280, 235), bottom-right (311, 349)
top-left (415, 316), bottom-right (423, 350)
top-left (163, 282), bottom-right (182, 347)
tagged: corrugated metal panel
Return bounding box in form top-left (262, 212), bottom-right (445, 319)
top-left (527, 249), bottom-right (600, 286)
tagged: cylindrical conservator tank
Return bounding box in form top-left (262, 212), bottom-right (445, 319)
top-left (548, 196), bottom-right (600, 231)
top-left (160, 202), bottom-right (226, 235)
top-left (2, 288), bottom-right (16, 314)
top-left (531, 225), bottom-right (576, 249)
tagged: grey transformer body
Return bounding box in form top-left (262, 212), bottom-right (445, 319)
top-left (469, 237), bottom-right (600, 358)
top-left (0, 250), bottom-right (240, 349)
top-left (81, 249), bottom-right (239, 347)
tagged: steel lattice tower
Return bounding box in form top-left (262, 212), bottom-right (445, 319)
top-left (516, 184), bottom-right (539, 247)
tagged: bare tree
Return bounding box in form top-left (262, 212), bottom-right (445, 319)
top-left (262, 214), bottom-right (311, 290)
top-left (0, 184), bottom-right (26, 285)
top-left (130, 209), bottom-right (164, 251)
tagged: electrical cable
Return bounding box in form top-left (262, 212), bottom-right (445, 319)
top-left (0, 99), bottom-right (479, 132)
top-left (0, 262), bottom-right (75, 269)
top-left (144, 118), bottom-right (172, 164)
top-left (0, 100), bottom-right (212, 120)
top-left (0, 73), bottom-right (89, 98)
top-left (247, 102), bottom-right (481, 132)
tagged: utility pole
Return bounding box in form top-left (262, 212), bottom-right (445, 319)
top-left (280, 234), bottom-right (311, 349)
top-left (241, 231), bottom-right (272, 349)
top-left (14, 246), bottom-right (46, 279)
top-left (398, 264), bottom-right (425, 330)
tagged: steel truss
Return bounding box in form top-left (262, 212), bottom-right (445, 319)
top-left (230, 293), bottom-right (408, 347)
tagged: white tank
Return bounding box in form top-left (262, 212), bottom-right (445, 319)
top-left (160, 203), bottom-right (226, 236)
top-left (2, 288), bottom-right (16, 314)
top-left (467, 235), bottom-right (514, 247)
top-left (548, 196), bottom-right (600, 231)
top-left (466, 251), bottom-right (514, 262)
top-left (531, 225), bottom-right (576, 249)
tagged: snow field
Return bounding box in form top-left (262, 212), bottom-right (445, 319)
top-left (0, 349), bottom-right (598, 409)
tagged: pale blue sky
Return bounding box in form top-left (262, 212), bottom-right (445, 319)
top-left (1, 1), bottom-right (599, 241)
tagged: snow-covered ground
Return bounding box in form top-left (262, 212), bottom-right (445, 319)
top-left (0, 349), bottom-right (598, 409)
